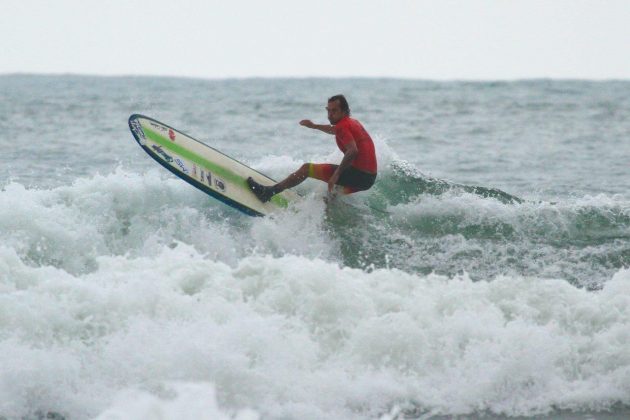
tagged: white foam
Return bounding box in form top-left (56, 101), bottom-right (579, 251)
top-left (1, 166), bottom-right (630, 418)
top-left (94, 382), bottom-right (259, 420)
top-left (0, 242), bottom-right (629, 418)
top-left (0, 168), bottom-right (338, 275)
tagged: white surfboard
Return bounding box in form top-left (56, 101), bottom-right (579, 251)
top-left (128, 114), bottom-right (298, 216)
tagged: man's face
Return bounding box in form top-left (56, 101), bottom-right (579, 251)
top-left (326, 100), bottom-right (345, 125)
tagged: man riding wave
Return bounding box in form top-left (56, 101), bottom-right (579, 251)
top-left (247, 94), bottom-right (377, 202)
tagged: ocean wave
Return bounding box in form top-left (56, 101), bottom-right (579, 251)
top-left (2, 163), bottom-right (629, 287)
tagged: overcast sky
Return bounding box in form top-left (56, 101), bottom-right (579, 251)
top-left (2, 0), bottom-right (629, 80)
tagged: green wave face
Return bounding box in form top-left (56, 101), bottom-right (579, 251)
top-left (325, 160), bottom-right (630, 288)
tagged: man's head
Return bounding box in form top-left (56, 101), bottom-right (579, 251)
top-left (327, 94), bottom-right (350, 124)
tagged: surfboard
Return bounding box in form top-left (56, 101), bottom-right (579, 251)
top-left (128, 114), bottom-right (298, 216)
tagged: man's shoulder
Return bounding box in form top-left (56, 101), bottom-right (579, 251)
top-left (347, 117), bottom-right (368, 135)
top-left (338, 116), bottom-right (361, 128)
top-left (334, 117), bottom-right (350, 133)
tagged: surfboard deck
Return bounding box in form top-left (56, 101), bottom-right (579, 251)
top-left (128, 114), bottom-right (298, 216)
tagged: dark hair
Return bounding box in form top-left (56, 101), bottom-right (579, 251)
top-left (328, 94), bottom-right (351, 115)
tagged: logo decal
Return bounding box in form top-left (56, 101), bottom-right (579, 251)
top-left (168, 129), bottom-right (176, 141)
top-left (175, 158), bottom-right (188, 174)
top-left (130, 119), bottom-right (146, 144)
top-left (214, 178), bottom-right (226, 192)
top-left (151, 145), bottom-right (173, 162)
top-left (149, 122), bottom-right (167, 132)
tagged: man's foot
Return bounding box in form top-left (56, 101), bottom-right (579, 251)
top-left (247, 177), bottom-right (276, 203)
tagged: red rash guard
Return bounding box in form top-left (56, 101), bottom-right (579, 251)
top-left (334, 116), bottom-right (377, 173)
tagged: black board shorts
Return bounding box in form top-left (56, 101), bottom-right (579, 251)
top-left (308, 163), bottom-right (377, 193)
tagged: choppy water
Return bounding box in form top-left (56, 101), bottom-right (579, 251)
top-left (1, 75), bottom-right (629, 419)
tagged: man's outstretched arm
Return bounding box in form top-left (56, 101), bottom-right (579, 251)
top-left (299, 120), bottom-right (336, 135)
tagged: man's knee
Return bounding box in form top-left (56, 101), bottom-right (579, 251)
top-left (298, 163), bottom-right (310, 176)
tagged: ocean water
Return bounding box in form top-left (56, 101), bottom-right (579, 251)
top-left (0, 75), bottom-right (629, 419)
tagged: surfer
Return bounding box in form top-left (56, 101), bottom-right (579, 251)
top-left (247, 94), bottom-right (377, 202)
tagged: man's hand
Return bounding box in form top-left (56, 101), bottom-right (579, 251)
top-left (328, 142), bottom-right (358, 193)
top-left (328, 170), bottom-right (340, 192)
top-left (299, 120), bottom-right (315, 129)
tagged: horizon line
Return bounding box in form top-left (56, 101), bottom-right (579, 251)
top-left (1, 71), bottom-right (629, 83)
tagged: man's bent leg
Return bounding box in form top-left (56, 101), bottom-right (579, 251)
top-left (306, 163), bottom-right (337, 183)
top-left (273, 163), bottom-right (311, 193)
top-left (247, 163), bottom-right (312, 203)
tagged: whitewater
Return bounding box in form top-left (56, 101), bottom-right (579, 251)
top-left (0, 75), bottom-right (629, 419)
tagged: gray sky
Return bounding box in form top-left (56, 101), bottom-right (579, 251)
top-left (2, 0), bottom-right (629, 80)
